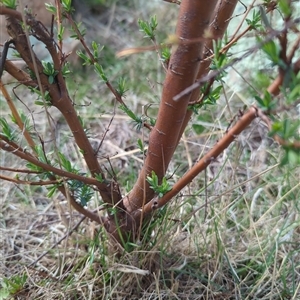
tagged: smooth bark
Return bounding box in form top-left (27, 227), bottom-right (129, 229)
top-left (123, 0), bottom-right (219, 212)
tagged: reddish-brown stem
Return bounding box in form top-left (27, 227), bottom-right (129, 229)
top-left (0, 5), bottom-right (22, 21)
top-left (135, 106), bottom-right (258, 216)
top-left (4, 60), bottom-right (37, 87)
top-left (228, 0), bottom-right (255, 43)
top-left (139, 55), bottom-right (300, 217)
top-left (0, 166), bottom-right (42, 173)
top-left (55, 184), bottom-right (103, 224)
top-left (0, 137), bottom-right (104, 187)
top-left (0, 174), bottom-right (60, 185)
top-left (123, 0), bottom-right (219, 212)
top-left (176, 0), bottom-right (239, 146)
top-left (2, 10), bottom-right (122, 204)
top-left (0, 136), bottom-right (106, 223)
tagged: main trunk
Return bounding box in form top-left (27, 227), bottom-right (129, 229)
top-left (123, 0), bottom-right (219, 212)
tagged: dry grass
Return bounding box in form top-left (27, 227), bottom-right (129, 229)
top-left (1, 1), bottom-right (300, 299)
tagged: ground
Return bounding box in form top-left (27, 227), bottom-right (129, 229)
top-left (0, 1), bottom-right (299, 299)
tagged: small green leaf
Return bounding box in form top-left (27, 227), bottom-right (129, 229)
top-left (117, 77), bottom-right (128, 96)
top-left (45, 3), bottom-right (56, 14)
top-left (287, 149), bottom-right (300, 165)
top-left (255, 90), bottom-right (275, 110)
top-left (94, 63), bottom-right (107, 82)
top-left (61, 0), bottom-right (73, 13)
top-left (278, 0), bottom-right (292, 17)
top-left (137, 138), bottom-right (146, 155)
top-left (48, 75), bottom-right (54, 84)
top-left (119, 104), bottom-right (143, 130)
top-left (0, 117), bottom-right (17, 141)
top-left (47, 185), bottom-right (59, 197)
top-left (95, 173), bottom-right (104, 183)
top-left (261, 40), bottom-right (280, 65)
top-left (62, 63), bottom-right (71, 77)
top-left (138, 16), bottom-right (158, 40)
top-left (161, 46), bottom-right (171, 63)
top-left (1, 0), bottom-right (17, 9)
top-left (146, 171), bottom-right (172, 198)
top-left (246, 9), bottom-right (262, 30)
top-left (57, 152), bottom-right (75, 172)
top-left (58, 26), bottom-right (65, 41)
top-left (70, 22), bottom-right (86, 39)
top-left (76, 50), bottom-right (91, 65)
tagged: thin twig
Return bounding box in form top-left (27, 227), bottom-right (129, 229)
top-left (0, 174), bottom-right (61, 185)
top-left (136, 106), bottom-right (259, 216)
top-left (0, 79), bottom-right (37, 152)
top-left (28, 215), bottom-right (86, 267)
top-left (0, 136), bottom-right (103, 187)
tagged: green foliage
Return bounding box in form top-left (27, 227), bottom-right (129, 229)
top-left (57, 152), bottom-right (76, 172)
top-left (0, 117), bottom-right (17, 141)
top-left (259, 5), bottom-right (272, 30)
top-left (137, 138), bottom-right (146, 155)
top-left (278, 0), bottom-right (292, 17)
top-left (161, 46), bottom-right (171, 63)
top-left (252, 71), bottom-right (271, 91)
top-left (202, 85), bottom-right (223, 107)
top-left (26, 161), bottom-right (44, 173)
top-left (1, 1), bottom-right (300, 298)
top-left (0, 0), bottom-right (17, 9)
top-left (94, 63), bottom-right (108, 82)
top-left (34, 145), bottom-right (49, 164)
top-left (283, 71), bottom-right (300, 104)
top-left (61, 0), bottom-right (73, 14)
top-left (189, 84), bottom-right (222, 114)
top-left (85, 0), bottom-right (115, 7)
top-left (261, 39), bottom-right (281, 65)
top-left (246, 9), bottom-right (262, 30)
top-left (281, 148), bottom-right (300, 166)
top-left (70, 21), bottom-right (86, 39)
top-left (41, 152), bottom-right (95, 206)
top-left (95, 173), bottom-right (104, 183)
top-left (61, 62), bottom-right (71, 78)
top-left (146, 171), bottom-right (172, 198)
top-left (139, 204), bottom-right (170, 249)
top-left (119, 104), bottom-right (144, 131)
top-left (0, 274), bottom-right (27, 299)
top-left (68, 177), bottom-right (94, 207)
top-left (24, 145), bottom-right (52, 177)
top-left (57, 25), bottom-right (65, 42)
top-left (191, 111), bottom-right (214, 134)
top-left (255, 90), bottom-right (275, 111)
top-left (211, 39), bottom-right (229, 81)
top-left (45, 2), bottom-right (56, 14)
top-left (91, 41), bottom-right (104, 61)
top-left (270, 119), bottom-right (299, 143)
top-left (46, 183), bottom-right (60, 197)
top-left (138, 16), bottom-right (158, 40)
top-left (116, 77), bottom-right (128, 96)
top-left (255, 66), bottom-right (299, 166)
top-left (30, 87), bottom-right (52, 106)
top-left (42, 61), bottom-right (59, 84)
top-left (10, 112), bottom-right (33, 133)
top-left (77, 50), bottom-right (92, 65)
